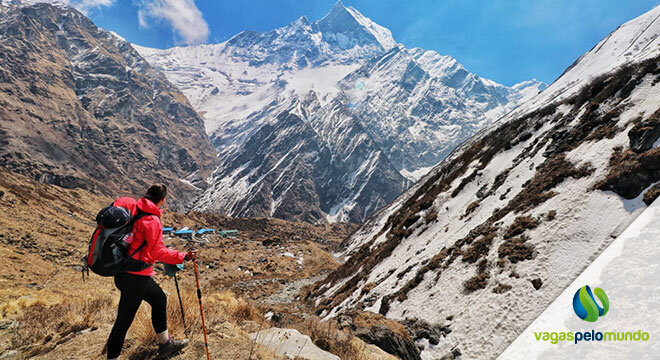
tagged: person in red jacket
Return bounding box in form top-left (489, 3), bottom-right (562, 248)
top-left (106, 184), bottom-right (197, 360)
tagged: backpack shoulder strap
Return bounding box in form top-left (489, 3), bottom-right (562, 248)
top-left (126, 209), bottom-right (156, 258)
top-left (129, 209), bottom-right (151, 226)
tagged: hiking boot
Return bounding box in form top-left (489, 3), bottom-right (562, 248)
top-left (155, 337), bottom-right (189, 359)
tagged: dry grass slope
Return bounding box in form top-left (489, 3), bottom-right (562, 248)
top-left (0, 167), bottom-right (364, 359)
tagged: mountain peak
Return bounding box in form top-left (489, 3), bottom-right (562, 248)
top-left (332, 0), bottom-right (346, 11)
top-left (291, 15), bottom-right (310, 27)
top-left (316, 1), bottom-right (396, 50)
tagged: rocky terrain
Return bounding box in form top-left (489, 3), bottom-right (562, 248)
top-left (0, 3), bottom-right (217, 209)
top-left (311, 4), bottom-right (660, 359)
top-left (137, 1), bottom-right (545, 223)
top-left (0, 165), bottom-right (440, 360)
top-left (0, 166), bottom-right (408, 359)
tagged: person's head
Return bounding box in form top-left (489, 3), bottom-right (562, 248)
top-left (145, 184), bottom-right (167, 208)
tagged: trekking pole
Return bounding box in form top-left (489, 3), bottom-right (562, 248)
top-left (193, 258), bottom-right (211, 360)
top-left (173, 273), bottom-right (186, 330)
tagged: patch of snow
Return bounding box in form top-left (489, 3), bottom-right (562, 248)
top-left (283, 64), bottom-right (358, 103)
top-left (499, 197), bottom-right (660, 359)
top-left (400, 166), bottom-right (433, 182)
top-left (178, 178), bottom-right (201, 191)
top-left (108, 30), bottom-right (126, 43)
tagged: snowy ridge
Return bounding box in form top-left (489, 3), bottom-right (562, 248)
top-left (510, 4), bottom-right (660, 118)
top-left (343, 4), bottom-right (396, 50)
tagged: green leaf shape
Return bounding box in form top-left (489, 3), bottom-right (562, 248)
top-left (594, 287), bottom-right (609, 316)
top-left (579, 286), bottom-right (600, 322)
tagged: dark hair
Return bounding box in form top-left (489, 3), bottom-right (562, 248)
top-left (145, 184), bottom-right (167, 204)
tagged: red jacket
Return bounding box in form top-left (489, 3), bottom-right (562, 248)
top-left (113, 197), bottom-right (185, 276)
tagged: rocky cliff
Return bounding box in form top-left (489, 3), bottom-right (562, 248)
top-left (0, 3), bottom-right (217, 208)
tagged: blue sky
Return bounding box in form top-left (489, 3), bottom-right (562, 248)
top-left (82, 0), bottom-right (660, 86)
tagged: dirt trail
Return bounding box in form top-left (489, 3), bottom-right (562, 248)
top-left (262, 274), bottom-right (327, 306)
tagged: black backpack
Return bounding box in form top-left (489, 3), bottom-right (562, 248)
top-left (82, 204), bottom-right (152, 279)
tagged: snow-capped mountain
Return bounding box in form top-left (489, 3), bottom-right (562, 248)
top-left (311, 4), bottom-right (660, 359)
top-left (136, 1), bottom-right (544, 223)
top-left (338, 45), bottom-right (545, 180)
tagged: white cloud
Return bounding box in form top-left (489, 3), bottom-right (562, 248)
top-left (73, 0), bottom-right (113, 14)
top-left (29, 0), bottom-right (114, 14)
top-left (137, 0), bottom-right (209, 45)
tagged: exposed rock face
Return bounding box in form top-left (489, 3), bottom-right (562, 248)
top-left (628, 113), bottom-right (660, 152)
top-left (312, 4), bottom-right (660, 358)
top-left (195, 98), bottom-right (408, 223)
top-left (136, 1), bottom-right (544, 223)
top-left (353, 325), bottom-right (421, 360)
top-left (335, 310), bottom-right (421, 360)
top-left (0, 3), bottom-right (217, 208)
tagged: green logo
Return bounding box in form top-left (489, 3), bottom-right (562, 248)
top-left (572, 285), bottom-right (609, 322)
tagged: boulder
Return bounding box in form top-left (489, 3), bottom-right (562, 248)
top-left (249, 328), bottom-right (339, 360)
top-left (354, 324), bottom-right (422, 360)
top-left (628, 121), bottom-right (660, 153)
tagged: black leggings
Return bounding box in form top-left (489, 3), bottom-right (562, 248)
top-left (106, 273), bottom-right (168, 358)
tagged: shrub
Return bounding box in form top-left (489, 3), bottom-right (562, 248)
top-left (463, 273), bottom-right (489, 293)
top-left (594, 147), bottom-right (660, 199)
top-left (361, 282), bottom-right (377, 295)
top-left (643, 183), bottom-right (660, 205)
top-left (498, 237), bottom-right (535, 264)
top-left (462, 200), bottom-right (480, 218)
top-left (503, 216), bottom-right (540, 239)
top-left (461, 233), bottom-right (494, 264)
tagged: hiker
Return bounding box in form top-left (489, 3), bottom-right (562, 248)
top-left (106, 184), bottom-right (198, 360)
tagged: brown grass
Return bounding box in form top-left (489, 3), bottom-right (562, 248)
top-left (0, 168), bottom-right (353, 360)
top-left (352, 311), bottom-right (410, 341)
top-left (643, 183), bottom-right (660, 206)
top-left (3, 295), bottom-right (113, 356)
top-left (361, 282), bottom-right (377, 295)
top-left (595, 146), bottom-right (660, 199)
top-left (462, 200), bottom-right (480, 218)
top-left (127, 288), bottom-right (267, 359)
top-left (503, 216), bottom-right (540, 239)
top-left (463, 273), bottom-right (489, 293)
top-left (498, 237), bottom-right (535, 264)
top-left (461, 231), bottom-right (495, 264)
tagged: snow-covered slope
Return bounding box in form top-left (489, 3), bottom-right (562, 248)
top-left (499, 197), bottom-right (660, 360)
top-left (311, 4), bottom-right (660, 358)
top-left (136, 1), bottom-right (543, 223)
